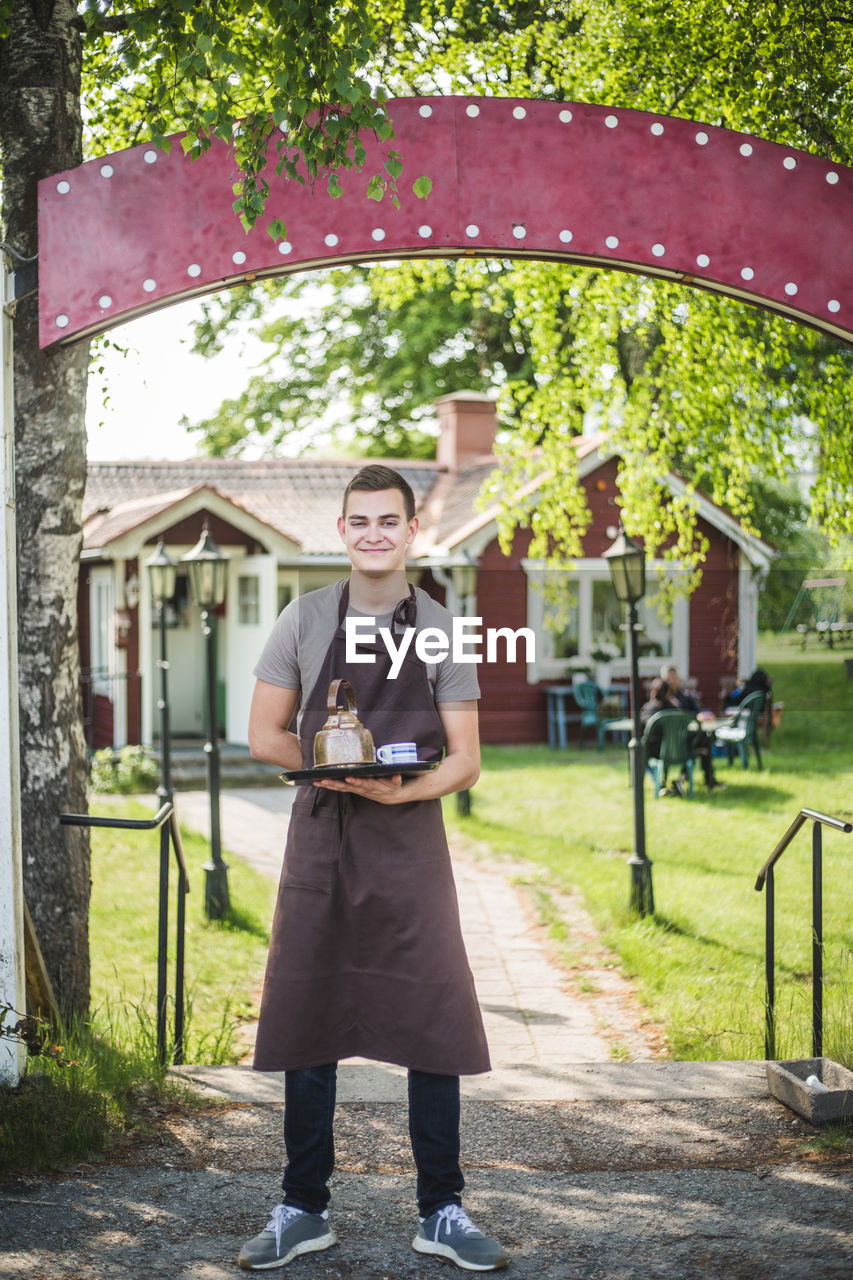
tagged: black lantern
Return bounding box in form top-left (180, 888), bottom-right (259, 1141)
top-left (182, 521), bottom-right (230, 919)
top-left (182, 524), bottom-right (228, 610)
top-left (604, 526), bottom-right (653, 917)
top-left (146, 538), bottom-right (177, 608)
top-left (603, 528), bottom-right (646, 605)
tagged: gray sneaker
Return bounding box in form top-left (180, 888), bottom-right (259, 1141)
top-left (238, 1203), bottom-right (336, 1270)
top-left (412, 1204), bottom-right (509, 1271)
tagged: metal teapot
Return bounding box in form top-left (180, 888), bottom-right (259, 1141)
top-left (313, 678), bottom-right (375, 766)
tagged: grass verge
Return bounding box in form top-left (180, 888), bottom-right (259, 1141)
top-left (445, 640), bottom-right (853, 1064)
top-left (1, 798), bottom-right (276, 1174)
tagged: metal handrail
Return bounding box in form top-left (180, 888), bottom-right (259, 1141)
top-left (60, 798), bottom-right (190, 1065)
top-left (755, 808), bottom-right (852, 1060)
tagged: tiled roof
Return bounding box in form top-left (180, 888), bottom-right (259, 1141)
top-left (83, 458), bottom-right (446, 555)
top-left (432, 461), bottom-right (502, 546)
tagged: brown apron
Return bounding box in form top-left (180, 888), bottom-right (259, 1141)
top-left (253, 581), bottom-right (490, 1076)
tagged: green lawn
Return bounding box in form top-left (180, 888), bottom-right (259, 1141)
top-left (445, 637), bottom-right (853, 1064)
top-left (88, 796), bottom-right (276, 1064)
top-left (2, 804), bottom-right (278, 1172)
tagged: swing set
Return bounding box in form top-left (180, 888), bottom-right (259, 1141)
top-left (778, 578), bottom-right (852, 647)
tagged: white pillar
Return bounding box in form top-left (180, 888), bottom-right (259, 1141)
top-left (0, 254), bottom-right (25, 1085)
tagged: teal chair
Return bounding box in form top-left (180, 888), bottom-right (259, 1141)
top-left (714, 689), bottom-right (765, 769)
top-left (571, 679), bottom-right (605, 750)
top-left (642, 709), bottom-right (696, 797)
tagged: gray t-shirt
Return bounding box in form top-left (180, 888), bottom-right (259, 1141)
top-left (253, 580), bottom-right (480, 734)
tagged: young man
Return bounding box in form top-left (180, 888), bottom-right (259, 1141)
top-left (240, 464), bottom-right (508, 1272)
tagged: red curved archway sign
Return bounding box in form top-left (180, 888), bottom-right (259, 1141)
top-left (38, 97), bottom-right (853, 347)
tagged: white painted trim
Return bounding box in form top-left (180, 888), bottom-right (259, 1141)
top-left (738, 553), bottom-right (762, 677)
top-left (86, 486), bottom-right (300, 561)
top-left (522, 557), bottom-right (684, 685)
top-left (139, 576), bottom-right (154, 746)
top-left (0, 258), bottom-right (25, 1084)
top-left (112, 562), bottom-right (127, 748)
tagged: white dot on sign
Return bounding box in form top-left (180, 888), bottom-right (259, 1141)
top-left (465, 224), bottom-right (479, 237)
top-left (696, 253), bottom-right (710, 268)
top-left (512, 225), bottom-right (527, 239)
top-left (466, 104), bottom-right (480, 117)
top-left (827, 299), bottom-right (841, 313)
top-left (559, 109), bottom-right (572, 123)
top-left (652, 243), bottom-right (665, 257)
top-left (741, 267), bottom-right (754, 281)
top-left (559, 229), bottom-right (573, 243)
top-left (605, 235), bottom-right (619, 249)
top-left (324, 233), bottom-right (339, 247)
top-left (650, 122), bottom-right (664, 136)
top-left (513, 106), bottom-right (527, 119)
top-left (55, 314), bottom-right (69, 328)
top-left (98, 295), bottom-right (112, 309)
top-left (278, 241), bottom-right (293, 255)
top-left (142, 278), bottom-right (156, 292)
top-left (783, 156), bottom-right (797, 170)
top-left (371, 228), bottom-right (386, 241)
top-left (418, 225), bottom-right (432, 238)
top-left (187, 263), bottom-right (202, 277)
top-left (56, 180), bottom-right (70, 194)
top-left (419, 105), bottom-right (432, 118)
top-left (739, 143), bottom-right (753, 157)
top-left (695, 131), bottom-right (709, 145)
top-left (143, 149), bottom-right (157, 164)
top-left (232, 251), bottom-right (247, 265)
top-left (99, 164), bottom-right (114, 178)
top-left (826, 171), bottom-right (839, 184)
top-left (605, 115), bottom-right (618, 128)
top-left (784, 282), bottom-right (798, 296)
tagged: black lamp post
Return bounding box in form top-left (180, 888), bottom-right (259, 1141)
top-left (603, 528), bottom-right (654, 917)
top-left (145, 538), bottom-right (178, 1061)
top-left (183, 522), bottom-right (230, 920)
top-left (451, 556), bottom-right (478, 818)
top-left (145, 539), bottom-right (177, 803)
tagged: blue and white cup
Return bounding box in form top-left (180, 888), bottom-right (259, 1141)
top-left (376, 741), bottom-right (418, 765)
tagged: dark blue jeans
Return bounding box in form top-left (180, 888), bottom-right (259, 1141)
top-left (282, 1064), bottom-right (464, 1218)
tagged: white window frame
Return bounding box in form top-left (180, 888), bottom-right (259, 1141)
top-left (522, 558), bottom-right (688, 684)
top-left (89, 566), bottom-right (115, 697)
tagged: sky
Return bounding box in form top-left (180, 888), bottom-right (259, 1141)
top-left (85, 296), bottom-right (264, 461)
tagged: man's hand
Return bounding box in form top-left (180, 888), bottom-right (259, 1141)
top-left (314, 773), bottom-right (405, 803)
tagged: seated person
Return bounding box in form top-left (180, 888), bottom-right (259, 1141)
top-left (641, 679), bottom-right (724, 795)
top-left (661, 665), bottom-right (713, 721)
top-left (723, 667), bottom-right (772, 711)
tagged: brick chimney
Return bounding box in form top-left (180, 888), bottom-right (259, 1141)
top-left (435, 391), bottom-right (497, 472)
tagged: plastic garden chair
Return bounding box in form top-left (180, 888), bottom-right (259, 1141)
top-left (571, 679), bottom-right (605, 750)
top-left (642, 709), bottom-right (696, 797)
top-left (714, 689), bottom-right (765, 769)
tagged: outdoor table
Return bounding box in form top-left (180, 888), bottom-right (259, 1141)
top-left (604, 714), bottom-right (734, 738)
top-left (546, 685), bottom-right (629, 749)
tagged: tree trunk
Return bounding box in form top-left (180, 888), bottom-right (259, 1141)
top-left (0, 0), bottom-right (91, 1015)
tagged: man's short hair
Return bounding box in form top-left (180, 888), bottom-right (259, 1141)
top-left (661, 663), bottom-right (678, 680)
top-left (343, 464), bottom-right (416, 522)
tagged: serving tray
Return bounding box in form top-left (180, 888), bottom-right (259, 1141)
top-left (281, 760), bottom-right (440, 785)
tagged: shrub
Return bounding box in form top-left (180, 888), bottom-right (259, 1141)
top-left (89, 745), bottom-right (159, 794)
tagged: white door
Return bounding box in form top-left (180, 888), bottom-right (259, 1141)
top-left (225, 555), bottom-right (278, 745)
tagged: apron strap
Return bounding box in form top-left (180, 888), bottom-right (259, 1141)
top-left (336, 578), bottom-right (418, 630)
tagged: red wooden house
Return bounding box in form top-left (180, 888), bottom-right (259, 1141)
top-left (80, 392), bottom-right (773, 749)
